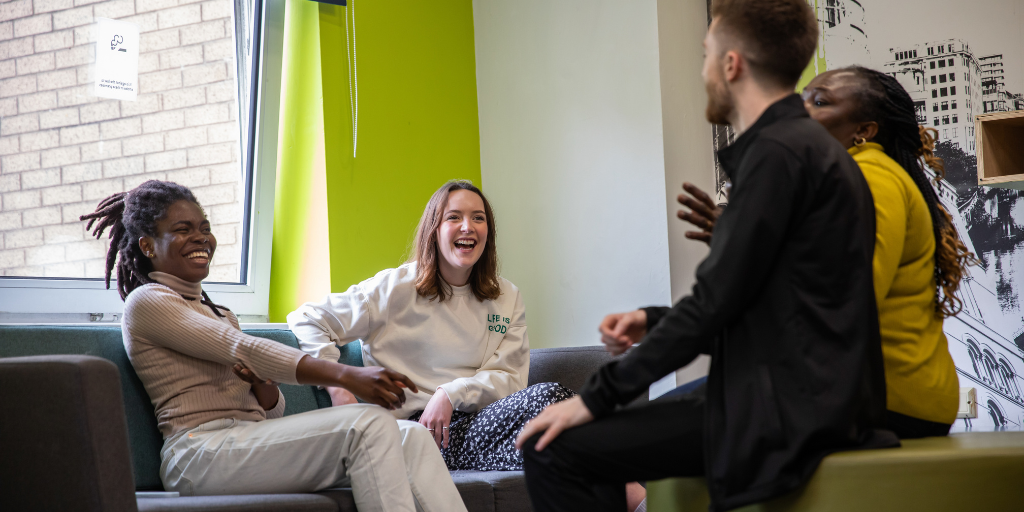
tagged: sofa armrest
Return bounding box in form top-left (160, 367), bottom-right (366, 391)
top-left (0, 355), bottom-right (138, 512)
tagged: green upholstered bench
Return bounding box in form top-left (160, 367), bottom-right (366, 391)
top-left (646, 431), bottom-right (1024, 511)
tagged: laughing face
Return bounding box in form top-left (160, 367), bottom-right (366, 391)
top-left (436, 189), bottom-right (488, 286)
top-left (139, 199), bottom-right (217, 283)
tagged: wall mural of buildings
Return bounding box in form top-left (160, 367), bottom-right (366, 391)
top-left (707, 0), bottom-right (1024, 431)
top-left (812, 0), bottom-right (1024, 433)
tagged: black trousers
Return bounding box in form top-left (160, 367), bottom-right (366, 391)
top-left (886, 410), bottom-right (951, 439)
top-left (521, 389), bottom-right (706, 512)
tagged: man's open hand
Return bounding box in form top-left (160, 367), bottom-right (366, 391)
top-left (515, 396), bottom-right (594, 452)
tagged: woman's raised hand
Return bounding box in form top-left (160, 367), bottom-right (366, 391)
top-left (677, 182), bottom-right (722, 245)
top-left (419, 388), bottom-right (454, 449)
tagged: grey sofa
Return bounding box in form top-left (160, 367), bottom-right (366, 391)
top-left (0, 325), bottom-right (616, 512)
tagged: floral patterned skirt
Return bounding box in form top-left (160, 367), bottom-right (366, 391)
top-left (409, 382), bottom-right (576, 470)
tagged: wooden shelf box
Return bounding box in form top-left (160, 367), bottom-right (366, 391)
top-left (977, 110), bottom-right (1024, 190)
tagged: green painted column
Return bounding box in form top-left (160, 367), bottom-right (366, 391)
top-left (797, 0), bottom-right (828, 91)
top-left (318, 0), bottom-right (482, 293)
top-left (268, 0), bottom-right (330, 322)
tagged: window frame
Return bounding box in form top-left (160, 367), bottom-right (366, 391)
top-left (0, 0), bottom-right (287, 322)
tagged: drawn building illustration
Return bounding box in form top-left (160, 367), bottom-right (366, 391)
top-left (816, 0), bottom-right (869, 70)
top-left (883, 40), bottom-right (983, 155)
top-left (931, 174), bottom-right (1024, 431)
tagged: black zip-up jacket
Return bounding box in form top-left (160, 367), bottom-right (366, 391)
top-left (579, 95), bottom-right (899, 511)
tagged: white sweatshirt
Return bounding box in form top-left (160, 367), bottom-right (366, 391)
top-left (287, 262), bottom-right (529, 419)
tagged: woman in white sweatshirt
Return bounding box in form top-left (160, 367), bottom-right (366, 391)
top-left (288, 180), bottom-right (575, 471)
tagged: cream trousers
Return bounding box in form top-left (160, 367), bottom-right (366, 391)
top-left (160, 404), bottom-right (467, 512)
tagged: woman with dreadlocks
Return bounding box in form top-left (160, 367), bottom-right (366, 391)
top-left (639, 66), bottom-right (976, 439)
top-left (80, 180), bottom-right (466, 511)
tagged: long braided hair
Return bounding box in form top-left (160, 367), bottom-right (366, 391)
top-left (80, 180), bottom-right (228, 316)
top-left (847, 66), bottom-right (978, 317)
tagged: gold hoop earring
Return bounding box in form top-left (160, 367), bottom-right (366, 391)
top-left (854, 137), bottom-right (866, 147)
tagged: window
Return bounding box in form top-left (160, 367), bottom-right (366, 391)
top-left (933, 103), bottom-right (939, 112)
top-left (0, 0), bottom-right (285, 319)
top-left (932, 90), bottom-right (938, 98)
top-left (951, 86), bottom-right (957, 95)
top-left (953, 115), bottom-right (959, 124)
top-left (931, 76), bottom-right (937, 84)
top-left (948, 58), bottom-right (955, 66)
top-left (941, 87), bottom-right (948, 97)
top-left (940, 75), bottom-right (947, 83)
top-left (949, 73), bottom-right (955, 82)
top-left (952, 127), bottom-right (957, 137)
top-left (942, 116), bottom-right (950, 125)
top-left (941, 101), bottom-right (949, 111)
top-left (930, 61), bottom-right (936, 69)
top-left (939, 60), bottom-right (946, 68)
top-left (952, 100), bottom-right (958, 109)
top-left (934, 117), bottom-right (940, 127)
top-left (942, 129), bottom-right (948, 138)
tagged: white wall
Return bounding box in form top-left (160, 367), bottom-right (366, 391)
top-left (473, 0), bottom-right (672, 348)
top-left (657, 0), bottom-right (715, 383)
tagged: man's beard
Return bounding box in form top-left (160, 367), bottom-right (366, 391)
top-left (704, 75), bottom-right (733, 126)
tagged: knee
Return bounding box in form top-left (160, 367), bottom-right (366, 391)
top-left (528, 382), bottom-right (574, 402)
top-left (520, 433), bottom-right (559, 472)
top-left (347, 404), bottom-right (401, 437)
top-left (396, 420), bottom-right (432, 446)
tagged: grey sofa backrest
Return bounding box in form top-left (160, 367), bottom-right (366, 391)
top-left (0, 355), bottom-right (139, 512)
top-left (528, 346), bottom-right (613, 392)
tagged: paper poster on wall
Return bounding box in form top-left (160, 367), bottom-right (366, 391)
top-left (93, 18), bottom-right (139, 101)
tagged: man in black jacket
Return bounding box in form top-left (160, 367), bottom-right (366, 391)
top-left (515, 1), bottom-right (898, 511)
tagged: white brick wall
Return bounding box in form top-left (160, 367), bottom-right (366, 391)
top-left (0, 0), bottom-right (242, 281)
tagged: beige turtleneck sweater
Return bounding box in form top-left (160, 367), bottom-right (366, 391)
top-left (122, 272), bottom-right (306, 438)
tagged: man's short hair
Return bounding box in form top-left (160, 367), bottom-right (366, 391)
top-left (711, 0), bottom-right (818, 89)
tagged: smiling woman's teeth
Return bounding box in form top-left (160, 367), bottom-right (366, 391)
top-left (186, 251), bottom-right (209, 259)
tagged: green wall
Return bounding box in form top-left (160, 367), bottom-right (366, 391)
top-left (317, 0), bottom-right (483, 293)
top-left (269, 0), bottom-right (327, 322)
top-left (269, 0), bottom-right (482, 319)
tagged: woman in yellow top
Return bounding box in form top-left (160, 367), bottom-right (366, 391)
top-left (675, 66), bottom-right (976, 438)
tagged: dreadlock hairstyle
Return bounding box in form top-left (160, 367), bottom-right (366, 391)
top-left (846, 66), bottom-right (979, 317)
top-left (79, 180), bottom-right (229, 317)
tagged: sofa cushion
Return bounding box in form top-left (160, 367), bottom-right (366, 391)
top-left (136, 494), bottom-right (339, 512)
top-left (452, 471), bottom-right (532, 512)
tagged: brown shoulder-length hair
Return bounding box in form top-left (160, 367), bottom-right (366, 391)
top-left (409, 180), bottom-right (500, 302)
